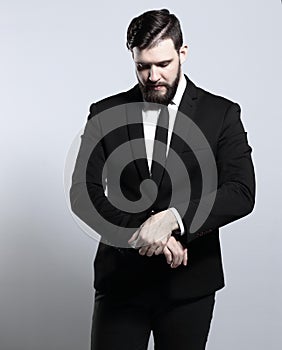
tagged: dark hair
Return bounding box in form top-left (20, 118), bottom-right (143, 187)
top-left (126, 9), bottom-right (183, 52)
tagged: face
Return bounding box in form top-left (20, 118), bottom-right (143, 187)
top-left (132, 38), bottom-right (188, 105)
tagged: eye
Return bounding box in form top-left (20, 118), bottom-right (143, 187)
top-left (158, 62), bottom-right (169, 68)
top-left (136, 63), bottom-right (149, 71)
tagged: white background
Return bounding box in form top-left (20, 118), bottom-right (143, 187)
top-left (0, 1), bottom-right (281, 349)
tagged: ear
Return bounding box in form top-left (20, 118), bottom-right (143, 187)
top-left (179, 44), bottom-right (188, 65)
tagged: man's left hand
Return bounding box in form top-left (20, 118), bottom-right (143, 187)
top-left (128, 209), bottom-right (179, 254)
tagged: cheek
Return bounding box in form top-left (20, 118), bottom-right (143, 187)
top-left (163, 67), bottom-right (178, 83)
top-left (136, 70), bottom-right (148, 83)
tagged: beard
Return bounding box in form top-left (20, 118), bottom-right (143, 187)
top-left (137, 63), bottom-right (181, 106)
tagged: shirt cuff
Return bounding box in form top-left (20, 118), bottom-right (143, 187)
top-left (168, 207), bottom-right (185, 235)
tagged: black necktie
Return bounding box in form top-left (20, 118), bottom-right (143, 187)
top-left (151, 106), bottom-right (169, 186)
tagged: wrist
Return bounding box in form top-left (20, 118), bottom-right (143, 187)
top-left (168, 209), bottom-right (179, 231)
top-left (172, 221), bottom-right (179, 231)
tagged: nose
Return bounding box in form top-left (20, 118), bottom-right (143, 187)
top-left (148, 65), bottom-right (160, 83)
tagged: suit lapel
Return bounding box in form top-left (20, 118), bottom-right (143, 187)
top-left (126, 91), bottom-right (150, 180)
top-left (168, 75), bottom-right (199, 158)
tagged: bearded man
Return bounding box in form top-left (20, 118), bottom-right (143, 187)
top-left (70, 8), bottom-right (256, 350)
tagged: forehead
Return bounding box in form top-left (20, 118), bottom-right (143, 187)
top-left (132, 38), bottom-right (178, 63)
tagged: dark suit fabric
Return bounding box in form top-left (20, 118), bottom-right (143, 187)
top-left (91, 289), bottom-right (215, 350)
top-left (70, 75), bottom-right (256, 302)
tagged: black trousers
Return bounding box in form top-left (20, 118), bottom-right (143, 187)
top-left (91, 287), bottom-right (216, 350)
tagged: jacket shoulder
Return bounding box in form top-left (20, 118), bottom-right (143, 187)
top-left (88, 85), bottom-right (141, 120)
top-left (197, 85), bottom-right (239, 112)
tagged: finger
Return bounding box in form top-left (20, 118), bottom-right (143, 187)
top-left (146, 244), bottom-right (158, 257)
top-left (183, 248), bottom-right (188, 266)
top-left (175, 241), bottom-right (186, 267)
top-left (154, 245), bottom-right (164, 255)
top-left (165, 238), bottom-right (178, 267)
top-left (163, 246), bottom-right (172, 264)
top-left (170, 240), bottom-right (183, 267)
top-left (156, 237), bottom-right (168, 251)
top-left (138, 245), bottom-right (149, 256)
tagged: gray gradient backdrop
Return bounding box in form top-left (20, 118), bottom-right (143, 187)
top-left (1, 1), bottom-right (281, 349)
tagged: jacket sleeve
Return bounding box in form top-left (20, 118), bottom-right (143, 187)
top-left (69, 103), bottom-right (147, 248)
top-left (174, 102), bottom-right (256, 245)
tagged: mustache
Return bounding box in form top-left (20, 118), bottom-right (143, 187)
top-left (144, 83), bottom-right (169, 88)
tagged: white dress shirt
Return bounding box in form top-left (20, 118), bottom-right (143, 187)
top-left (142, 73), bottom-right (187, 235)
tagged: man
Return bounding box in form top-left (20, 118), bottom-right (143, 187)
top-left (70, 9), bottom-right (256, 350)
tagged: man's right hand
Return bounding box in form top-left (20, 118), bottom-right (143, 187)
top-left (155, 236), bottom-right (188, 268)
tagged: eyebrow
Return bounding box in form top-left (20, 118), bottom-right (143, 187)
top-left (135, 59), bottom-right (173, 65)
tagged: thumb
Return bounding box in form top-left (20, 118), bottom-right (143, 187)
top-left (128, 229), bottom-right (139, 244)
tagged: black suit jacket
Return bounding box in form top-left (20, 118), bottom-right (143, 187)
top-left (70, 75), bottom-right (256, 301)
